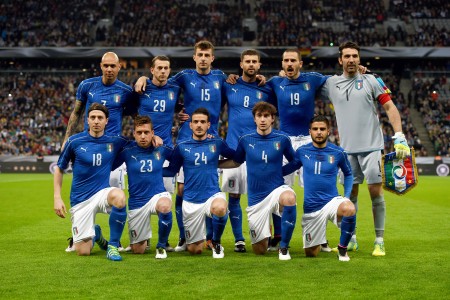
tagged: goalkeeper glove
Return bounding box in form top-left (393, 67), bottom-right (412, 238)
top-left (392, 132), bottom-right (410, 159)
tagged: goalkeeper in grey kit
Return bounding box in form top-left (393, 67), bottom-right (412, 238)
top-left (321, 41), bottom-right (410, 256)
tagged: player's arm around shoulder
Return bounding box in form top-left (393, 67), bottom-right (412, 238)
top-left (282, 147), bottom-right (302, 176)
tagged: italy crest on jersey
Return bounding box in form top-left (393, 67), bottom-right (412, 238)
top-left (303, 83), bottom-right (310, 91)
top-left (168, 91), bottom-right (174, 100)
top-left (213, 81), bottom-right (220, 89)
top-left (274, 142), bottom-right (281, 150)
top-left (106, 144), bottom-right (113, 152)
top-left (328, 155), bottom-right (335, 164)
top-left (154, 151), bottom-right (161, 160)
top-left (209, 144), bottom-right (216, 153)
top-left (114, 94), bottom-right (121, 103)
top-left (355, 80), bottom-right (363, 90)
top-left (256, 91), bottom-right (263, 99)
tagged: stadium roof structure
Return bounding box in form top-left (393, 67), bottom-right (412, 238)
top-left (0, 47), bottom-right (449, 59)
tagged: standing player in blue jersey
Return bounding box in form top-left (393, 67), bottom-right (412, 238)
top-left (63, 52), bottom-right (136, 190)
top-left (114, 116), bottom-right (173, 259)
top-left (283, 115), bottom-right (356, 261)
top-left (221, 49), bottom-right (275, 253)
top-left (321, 42), bottom-right (409, 256)
top-left (265, 48), bottom-right (330, 251)
top-left (220, 102), bottom-right (297, 260)
top-left (136, 55), bottom-right (181, 194)
top-left (267, 49), bottom-right (328, 187)
top-left (163, 108), bottom-right (235, 258)
top-left (54, 103), bottom-right (128, 261)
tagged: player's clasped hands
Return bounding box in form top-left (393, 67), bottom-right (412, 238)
top-left (392, 132), bottom-right (411, 159)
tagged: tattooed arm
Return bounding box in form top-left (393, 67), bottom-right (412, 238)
top-left (62, 100), bottom-right (85, 150)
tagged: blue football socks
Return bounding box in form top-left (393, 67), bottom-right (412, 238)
top-left (157, 211), bottom-right (172, 249)
top-left (108, 206), bottom-right (127, 248)
top-left (339, 215), bottom-right (356, 247)
top-left (175, 195), bottom-right (185, 239)
top-left (228, 196), bottom-right (244, 242)
top-left (280, 205), bottom-right (296, 249)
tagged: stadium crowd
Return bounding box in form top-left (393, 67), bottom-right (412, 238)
top-left (0, 0), bottom-right (447, 156)
top-left (412, 71), bottom-right (450, 156)
top-left (0, 0), bottom-right (448, 47)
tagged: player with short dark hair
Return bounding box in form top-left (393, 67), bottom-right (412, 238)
top-left (283, 115), bottom-right (356, 261)
top-left (163, 108), bottom-right (235, 258)
top-left (321, 41), bottom-right (410, 256)
top-left (113, 115), bottom-right (173, 259)
top-left (54, 103), bottom-right (128, 261)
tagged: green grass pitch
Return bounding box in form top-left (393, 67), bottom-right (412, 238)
top-left (0, 174), bottom-right (449, 299)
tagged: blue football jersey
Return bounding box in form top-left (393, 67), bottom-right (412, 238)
top-left (115, 142), bottom-right (172, 210)
top-left (57, 131), bottom-right (128, 207)
top-left (234, 129), bottom-right (295, 206)
top-left (76, 76), bottom-right (135, 135)
top-left (165, 137), bottom-right (235, 203)
top-left (170, 69), bottom-right (227, 141)
top-left (137, 80), bottom-right (181, 147)
top-left (290, 143), bottom-right (353, 213)
top-left (223, 77), bottom-right (275, 149)
top-left (267, 72), bottom-right (328, 136)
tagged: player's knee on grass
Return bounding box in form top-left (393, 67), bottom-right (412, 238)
top-left (76, 240), bottom-right (93, 256)
top-left (131, 241), bottom-right (147, 254)
top-left (252, 238), bottom-right (269, 255)
top-left (156, 197), bottom-right (172, 214)
top-left (305, 245), bottom-right (320, 257)
top-left (187, 242), bottom-right (203, 255)
top-left (108, 188), bottom-right (126, 209)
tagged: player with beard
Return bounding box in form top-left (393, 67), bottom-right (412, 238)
top-left (221, 49), bottom-right (275, 253)
top-left (282, 115), bottom-right (356, 261)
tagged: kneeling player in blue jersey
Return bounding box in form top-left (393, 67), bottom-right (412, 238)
top-left (54, 103), bottom-right (128, 261)
top-left (114, 115), bottom-right (173, 259)
top-left (220, 102), bottom-right (297, 260)
top-left (163, 108), bottom-right (235, 258)
top-left (283, 115), bottom-right (356, 261)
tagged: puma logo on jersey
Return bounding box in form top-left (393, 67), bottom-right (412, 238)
top-left (249, 144), bottom-right (255, 149)
top-left (80, 147), bottom-right (88, 152)
top-left (144, 93), bottom-right (151, 98)
top-left (161, 221), bottom-right (170, 227)
top-left (190, 82), bottom-right (196, 88)
top-left (232, 88), bottom-right (238, 93)
top-left (304, 154), bottom-right (311, 160)
top-left (89, 92), bottom-right (95, 97)
top-left (231, 216), bottom-right (240, 220)
top-left (184, 148), bottom-right (191, 153)
top-left (131, 155), bottom-right (137, 161)
top-left (280, 85), bottom-right (285, 91)
top-left (336, 86), bottom-right (341, 90)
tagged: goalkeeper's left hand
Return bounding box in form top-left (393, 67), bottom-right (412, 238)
top-left (392, 132), bottom-right (410, 159)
